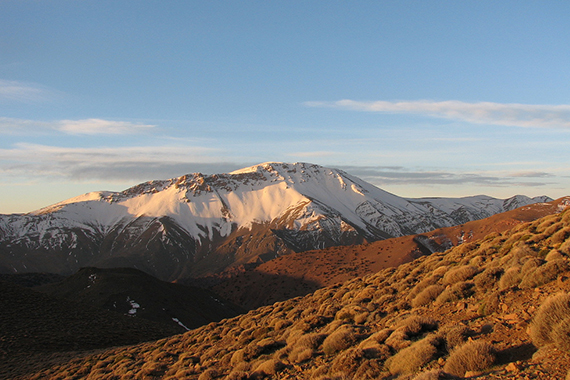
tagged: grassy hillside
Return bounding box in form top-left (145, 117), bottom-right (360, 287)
top-left (14, 205), bottom-right (570, 379)
top-left (212, 198), bottom-right (569, 310)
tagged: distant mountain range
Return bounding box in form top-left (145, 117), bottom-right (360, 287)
top-left (0, 162), bottom-right (551, 280)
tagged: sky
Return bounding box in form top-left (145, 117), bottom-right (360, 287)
top-left (1, 1), bottom-right (569, 214)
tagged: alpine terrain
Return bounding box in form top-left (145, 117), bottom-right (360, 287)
top-left (0, 162), bottom-right (551, 281)
top-left (10, 198), bottom-right (570, 379)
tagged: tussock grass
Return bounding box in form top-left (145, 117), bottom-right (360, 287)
top-left (385, 335), bottom-right (441, 375)
top-left (435, 281), bottom-right (474, 304)
top-left (530, 292), bottom-right (570, 348)
top-left (442, 340), bottom-right (496, 377)
top-left (412, 284), bottom-right (445, 307)
top-left (322, 327), bottom-right (359, 356)
top-left (442, 265), bottom-right (478, 286)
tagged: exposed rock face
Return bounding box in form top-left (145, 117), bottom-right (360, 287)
top-left (0, 162), bottom-right (551, 280)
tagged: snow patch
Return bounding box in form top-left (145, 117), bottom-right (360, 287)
top-left (172, 317), bottom-right (190, 331)
top-left (126, 297), bottom-right (140, 316)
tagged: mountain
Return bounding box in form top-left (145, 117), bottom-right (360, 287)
top-left (211, 196), bottom-right (570, 309)
top-left (0, 279), bottom-right (182, 379)
top-left (0, 162), bottom-right (551, 281)
top-left (35, 267), bottom-right (243, 331)
top-left (16, 202), bottom-right (570, 379)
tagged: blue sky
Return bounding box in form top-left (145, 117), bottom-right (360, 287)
top-left (1, 1), bottom-right (569, 213)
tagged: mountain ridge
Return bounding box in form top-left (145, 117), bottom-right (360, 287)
top-left (0, 162), bottom-right (551, 280)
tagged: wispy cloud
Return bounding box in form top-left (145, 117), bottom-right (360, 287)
top-left (305, 99), bottom-right (570, 129)
top-left (58, 119), bottom-right (155, 135)
top-left (0, 117), bottom-right (155, 135)
top-left (0, 143), bottom-right (240, 181)
top-left (339, 165), bottom-right (555, 188)
top-left (0, 79), bottom-right (51, 102)
top-left (509, 171), bottom-right (555, 178)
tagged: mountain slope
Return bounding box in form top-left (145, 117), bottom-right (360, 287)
top-left (35, 267), bottom-right (244, 332)
top-left (0, 162), bottom-right (551, 280)
top-left (17, 199), bottom-right (570, 379)
top-left (210, 196), bottom-right (570, 309)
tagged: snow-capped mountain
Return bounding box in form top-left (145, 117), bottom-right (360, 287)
top-left (0, 162), bottom-right (551, 280)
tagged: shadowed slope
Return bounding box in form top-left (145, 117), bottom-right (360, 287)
top-left (35, 267), bottom-right (244, 331)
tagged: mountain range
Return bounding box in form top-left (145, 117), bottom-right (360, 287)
top-left (0, 162), bottom-right (551, 281)
top-left (12, 196), bottom-right (570, 379)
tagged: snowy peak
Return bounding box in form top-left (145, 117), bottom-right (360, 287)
top-left (0, 162), bottom-right (555, 280)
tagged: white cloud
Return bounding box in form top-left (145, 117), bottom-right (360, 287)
top-left (0, 79), bottom-right (49, 102)
top-left (0, 117), bottom-right (155, 135)
top-left (0, 143), bottom-right (239, 181)
top-left (305, 99), bottom-right (570, 129)
top-left (58, 119), bottom-right (155, 135)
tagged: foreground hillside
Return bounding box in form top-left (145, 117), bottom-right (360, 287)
top-left (16, 202), bottom-right (570, 379)
top-left (0, 162), bottom-right (549, 281)
top-left (211, 197), bottom-right (569, 310)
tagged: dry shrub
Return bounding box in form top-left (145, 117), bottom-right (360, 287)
top-left (473, 267), bottom-right (504, 290)
top-left (252, 359), bottom-right (285, 376)
top-left (335, 305), bottom-right (367, 323)
top-left (442, 266), bottom-right (478, 285)
top-left (552, 318), bottom-right (570, 352)
top-left (529, 292), bottom-right (570, 347)
top-left (408, 275), bottom-right (440, 300)
top-left (385, 316), bottom-right (438, 351)
top-left (469, 255), bottom-right (487, 267)
top-left (439, 325), bottom-right (474, 351)
top-left (288, 332), bottom-right (326, 363)
top-left (385, 335), bottom-right (441, 375)
top-left (230, 344), bottom-right (263, 366)
top-left (413, 369), bottom-right (460, 380)
top-left (288, 347), bottom-right (315, 363)
top-left (520, 259), bottom-right (570, 288)
top-left (359, 328), bottom-right (393, 348)
top-left (271, 318), bottom-right (292, 331)
top-left (442, 340), bottom-right (496, 377)
top-left (478, 291), bottom-right (501, 316)
top-left (499, 266), bottom-right (521, 290)
top-left (412, 285), bottom-right (445, 307)
top-left (520, 256), bottom-right (544, 275)
top-left (198, 368), bottom-right (219, 380)
top-left (396, 315), bottom-right (439, 334)
top-left (353, 359), bottom-right (389, 380)
top-left (545, 249), bottom-right (565, 261)
top-left (435, 282), bottom-right (474, 304)
top-left (322, 327), bottom-right (359, 356)
top-left (330, 347), bottom-right (366, 376)
top-left (360, 343), bottom-right (391, 360)
top-left (225, 370), bottom-right (249, 380)
top-left (295, 332), bottom-right (327, 350)
top-left (511, 242), bottom-right (538, 260)
top-left (550, 226), bottom-right (570, 245)
top-left (561, 240), bottom-right (570, 255)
